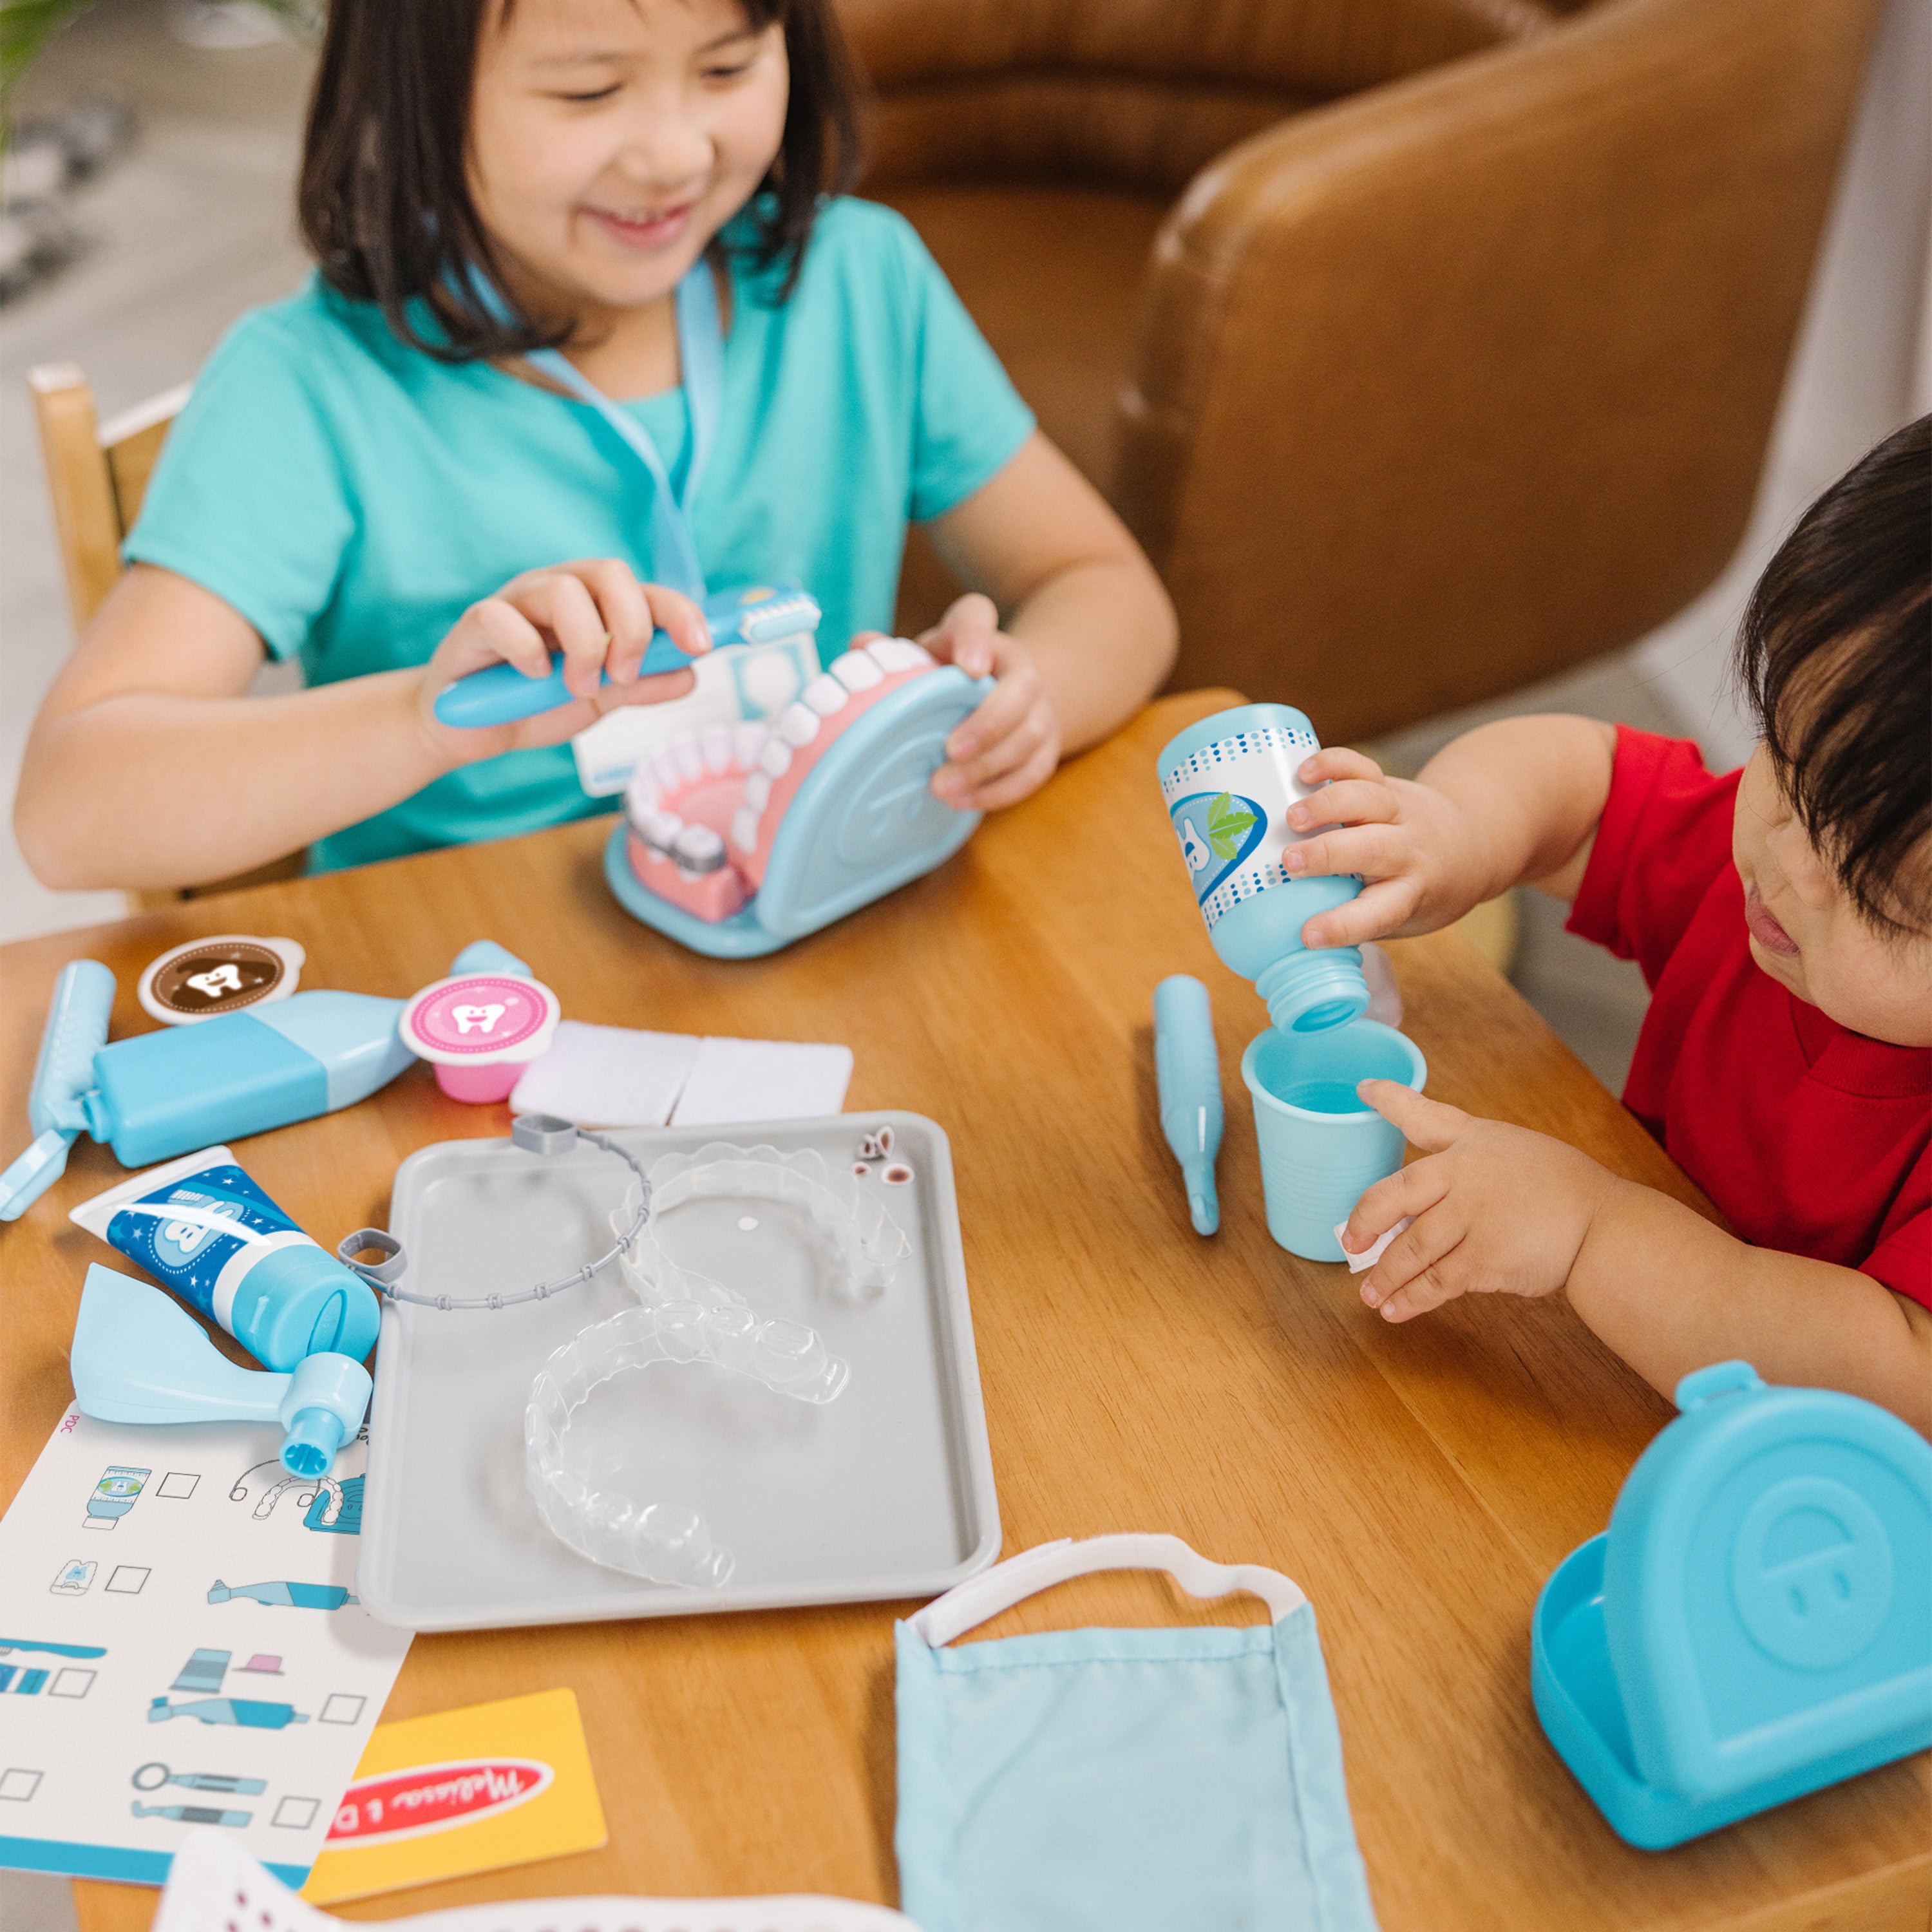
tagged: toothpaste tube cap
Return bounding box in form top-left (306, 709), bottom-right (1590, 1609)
top-left (232, 1244), bottom-right (381, 1372)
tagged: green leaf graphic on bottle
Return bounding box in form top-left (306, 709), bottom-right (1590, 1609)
top-left (1205, 792), bottom-right (1258, 862)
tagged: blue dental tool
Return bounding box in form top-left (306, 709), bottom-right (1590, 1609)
top-left (71, 1265), bottom-right (371, 1478)
top-left (433, 583), bottom-right (820, 730)
top-left (1153, 976), bottom-right (1224, 1235)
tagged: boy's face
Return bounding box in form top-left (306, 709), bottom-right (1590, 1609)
top-left (469, 0), bottom-right (787, 324)
top-left (1732, 743), bottom-right (1932, 1046)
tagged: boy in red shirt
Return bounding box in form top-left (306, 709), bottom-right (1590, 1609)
top-left (1299, 415), bottom-right (1930, 1432)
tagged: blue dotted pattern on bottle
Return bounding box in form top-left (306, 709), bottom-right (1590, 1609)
top-left (1159, 725), bottom-right (1318, 802)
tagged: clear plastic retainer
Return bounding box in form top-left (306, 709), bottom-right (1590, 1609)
top-left (525, 1299), bottom-right (849, 1587)
top-left (612, 1141), bottom-right (909, 1309)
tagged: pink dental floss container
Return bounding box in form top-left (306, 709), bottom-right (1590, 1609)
top-left (398, 971), bottom-right (561, 1104)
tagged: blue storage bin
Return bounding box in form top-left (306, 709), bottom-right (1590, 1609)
top-left (1531, 1360), bottom-right (1932, 1848)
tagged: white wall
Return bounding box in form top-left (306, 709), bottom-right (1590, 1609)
top-left (1633, 0), bottom-right (1932, 766)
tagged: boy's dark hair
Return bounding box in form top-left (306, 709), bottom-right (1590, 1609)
top-left (1737, 413), bottom-right (1931, 936)
top-left (298, 0), bottom-right (862, 363)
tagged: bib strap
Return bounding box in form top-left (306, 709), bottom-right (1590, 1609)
top-left (909, 1533), bottom-right (1307, 1648)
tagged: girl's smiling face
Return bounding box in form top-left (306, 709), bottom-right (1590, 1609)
top-left (1732, 740), bottom-right (1932, 1046)
top-left (469, 0), bottom-right (786, 323)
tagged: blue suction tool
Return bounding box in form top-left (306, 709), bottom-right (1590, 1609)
top-left (1154, 975), bottom-right (1224, 1235)
top-left (0, 960), bottom-right (115, 1222)
top-left (70, 1265), bottom-right (371, 1477)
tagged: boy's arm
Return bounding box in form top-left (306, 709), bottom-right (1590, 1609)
top-left (1345, 1084), bottom-right (1932, 1436)
top-left (1567, 1180), bottom-right (1932, 1434)
top-left (1284, 715), bottom-right (1618, 951)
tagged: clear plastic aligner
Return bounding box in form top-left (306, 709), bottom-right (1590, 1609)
top-left (611, 1142), bottom-right (910, 1308)
top-left (524, 1300), bottom-right (849, 1586)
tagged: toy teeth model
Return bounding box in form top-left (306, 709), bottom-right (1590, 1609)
top-left (605, 637), bottom-right (990, 957)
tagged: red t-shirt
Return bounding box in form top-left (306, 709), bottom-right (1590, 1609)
top-left (1567, 726), bottom-right (1931, 1309)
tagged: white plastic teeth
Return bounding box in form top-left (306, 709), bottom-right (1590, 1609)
top-left (830, 648), bottom-right (885, 692)
top-left (623, 718), bottom-right (776, 871)
top-left (802, 673), bottom-right (847, 718)
top-left (869, 636), bottom-right (934, 674)
top-left (777, 704), bottom-right (820, 749)
top-left (671, 823), bottom-right (725, 873)
top-left (730, 806), bottom-right (759, 854)
top-left (759, 738), bottom-right (793, 779)
top-left (743, 769), bottom-right (773, 813)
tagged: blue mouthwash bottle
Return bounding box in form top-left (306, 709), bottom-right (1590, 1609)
top-left (1157, 703), bottom-right (1370, 1033)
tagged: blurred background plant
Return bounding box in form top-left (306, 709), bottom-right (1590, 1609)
top-left (0, 0), bottom-right (317, 299)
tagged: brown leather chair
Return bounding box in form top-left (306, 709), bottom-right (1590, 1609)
top-left (847, 0), bottom-right (1882, 743)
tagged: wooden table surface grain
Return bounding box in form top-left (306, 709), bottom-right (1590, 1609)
top-left (3, 692), bottom-right (1925, 1931)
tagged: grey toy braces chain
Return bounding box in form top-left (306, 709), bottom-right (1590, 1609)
top-left (336, 1115), bottom-right (649, 1312)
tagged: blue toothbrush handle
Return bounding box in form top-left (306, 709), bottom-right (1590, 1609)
top-left (1154, 974), bottom-right (1225, 1236)
top-left (30, 958), bottom-right (113, 1135)
top-left (433, 629), bottom-right (698, 729)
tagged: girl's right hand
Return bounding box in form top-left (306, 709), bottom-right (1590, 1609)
top-left (418, 560), bottom-right (709, 761)
top-left (1276, 747), bottom-right (1500, 950)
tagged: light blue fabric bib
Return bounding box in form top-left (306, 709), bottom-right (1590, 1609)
top-left (895, 1535), bottom-right (1381, 1931)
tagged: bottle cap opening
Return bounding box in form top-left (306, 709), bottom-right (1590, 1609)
top-left (1255, 949), bottom-right (1370, 1036)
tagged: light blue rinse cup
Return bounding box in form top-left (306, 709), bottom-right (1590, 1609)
top-left (1240, 1020), bottom-right (1427, 1262)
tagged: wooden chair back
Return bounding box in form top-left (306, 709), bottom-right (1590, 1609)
top-left (27, 363), bottom-right (305, 900)
top-left (29, 363), bottom-right (187, 630)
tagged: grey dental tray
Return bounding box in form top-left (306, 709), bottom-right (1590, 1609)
top-left (357, 1113), bottom-right (1001, 1631)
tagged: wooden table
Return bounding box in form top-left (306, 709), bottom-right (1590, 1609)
top-left (3, 692), bottom-right (1926, 1931)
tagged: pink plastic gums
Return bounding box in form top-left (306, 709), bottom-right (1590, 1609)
top-left (622, 639), bottom-right (940, 922)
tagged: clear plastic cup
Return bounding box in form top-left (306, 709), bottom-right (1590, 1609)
top-left (1240, 1020), bottom-right (1426, 1262)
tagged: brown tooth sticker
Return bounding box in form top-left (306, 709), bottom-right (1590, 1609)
top-left (137, 934), bottom-right (306, 1025)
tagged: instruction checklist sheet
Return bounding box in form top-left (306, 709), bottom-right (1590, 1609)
top-left (0, 1406), bottom-right (411, 1886)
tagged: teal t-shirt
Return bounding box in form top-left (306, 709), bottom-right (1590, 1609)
top-left (125, 197), bottom-right (1035, 871)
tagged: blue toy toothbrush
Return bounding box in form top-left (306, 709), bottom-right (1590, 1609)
top-left (1154, 975), bottom-right (1224, 1236)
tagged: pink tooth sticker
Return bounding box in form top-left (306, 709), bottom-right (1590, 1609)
top-left (406, 976), bottom-right (549, 1056)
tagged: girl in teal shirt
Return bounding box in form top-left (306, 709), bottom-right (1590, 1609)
top-left (18, 0), bottom-right (1175, 887)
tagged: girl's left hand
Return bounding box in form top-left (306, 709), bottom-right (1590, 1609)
top-left (915, 593), bottom-right (1063, 810)
top-left (1341, 1082), bottom-right (1621, 1321)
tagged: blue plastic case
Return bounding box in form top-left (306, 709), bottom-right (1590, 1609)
top-left (605, 667), bottom-right (989, 957)
top-left (1531, 1360), bottom-right (1932, 1848)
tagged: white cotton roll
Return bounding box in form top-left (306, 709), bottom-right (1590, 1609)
top-left (830, 649), bottom-right (885, 692)
top-left (777, 703), bottom-right (821, 748)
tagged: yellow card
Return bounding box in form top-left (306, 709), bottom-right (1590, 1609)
top-left (301, 1687), bottom-right (607, 1905)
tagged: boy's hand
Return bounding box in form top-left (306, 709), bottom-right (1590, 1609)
top-left (420, 560), bottom-right (708, 760)
top-left (914, 593), bottom-right (1063, 811)
top-left (1278, 748), bottom-right (1501, 950)
top-left (1341, 1082), bottom-right (1621, 1321)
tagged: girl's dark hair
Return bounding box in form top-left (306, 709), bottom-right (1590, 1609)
top-left (298, 0), bottom-right (861, 362)
top-left (1736, 413), bottom-right (1932, 936)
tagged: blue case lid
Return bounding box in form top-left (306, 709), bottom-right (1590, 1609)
top-left (1602, 1361), bottom-right (1932, 1804)
top-left (755, 667), bottom-right (987, 941)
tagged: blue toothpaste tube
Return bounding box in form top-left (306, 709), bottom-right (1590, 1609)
top-left (70, 1148), bottom-right (380, 1370)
